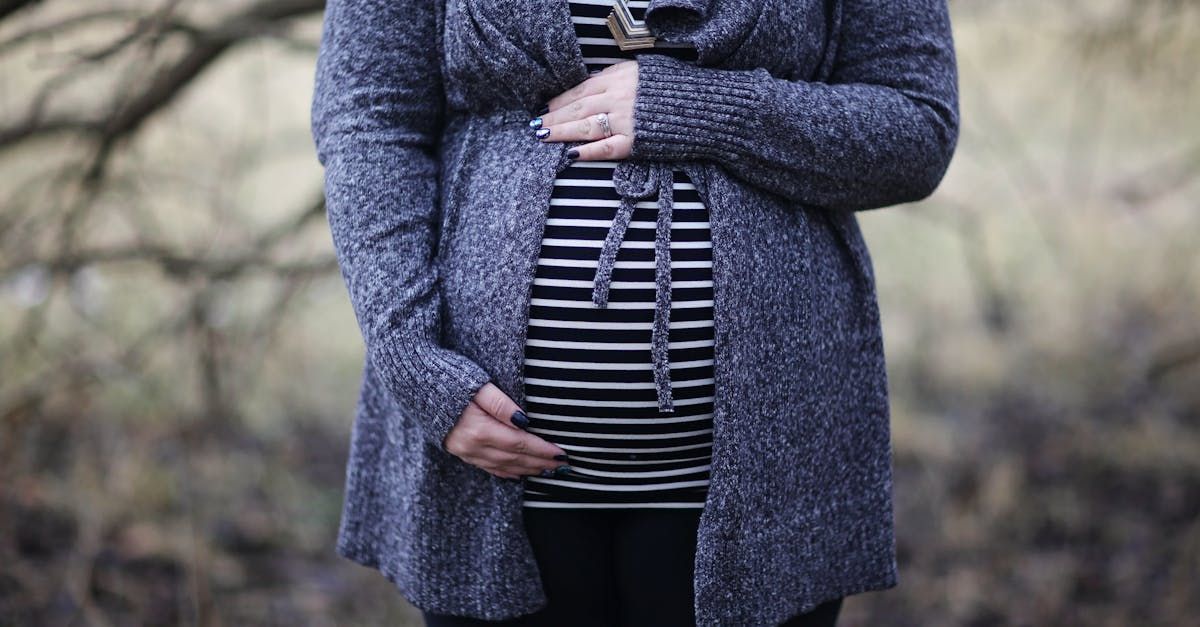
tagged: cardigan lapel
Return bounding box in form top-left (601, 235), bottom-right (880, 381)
top-left (644, 0), bottom-right (714, 24)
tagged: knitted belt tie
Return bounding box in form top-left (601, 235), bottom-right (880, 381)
top-left (591, 159), bottom-right (675, 413)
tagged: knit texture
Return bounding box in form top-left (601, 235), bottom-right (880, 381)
top-left (309, 0), bottom-right (959, 624)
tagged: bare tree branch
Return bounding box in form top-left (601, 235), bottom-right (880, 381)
top-left (0, 0), bottom-right (42, 21)
top-left (0, 0), bottom-right (325, 158)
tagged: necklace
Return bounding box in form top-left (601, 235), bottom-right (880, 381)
top-left (606, 0), bottom-right (657, 50)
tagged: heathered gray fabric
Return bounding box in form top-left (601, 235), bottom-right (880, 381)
top-left (308, 0), bottom-right (959, 624)
top-left (592, 161), bottom-right (681, 412)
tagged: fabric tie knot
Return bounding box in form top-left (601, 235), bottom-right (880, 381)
top-left (591, 160), bottom-right (676, 413)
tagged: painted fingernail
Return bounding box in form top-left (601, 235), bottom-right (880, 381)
top-left (554, 453), bottom-right (569, 461)
top-left (566, 148), bottom-right (579, 160)
top-left (535, 128), bottom-right (550, 139)
top-left (553, 464), bottom-right (572, 476)
top-left (528, 117), bottom-right (543, 130)
top-left (511, 410), bottom-right (529, 429)
top-left (537, 104), bottom-right (550, 115)
top-left (539, 468), bottom-right (555, 477)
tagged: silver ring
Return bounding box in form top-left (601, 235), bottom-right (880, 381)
top-left (595, 112), bottom-right (613, 138)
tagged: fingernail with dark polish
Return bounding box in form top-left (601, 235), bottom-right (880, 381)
top-left (511, 410), bottom-right (529, 429)
top-left (566, 148), bottom-right (579, 160)
top-left (537, 104), bottom-right (550, 115)
top-left (535, 128), bottom-right (550, 139)
top-left (553, 465), bottom-right (571, 476)
top-left (554, 453), bottom-right (569, 461)
top-left (528, 117), bottom-right (543, 130)
top-left (539, 468), bottom-right (555, 477)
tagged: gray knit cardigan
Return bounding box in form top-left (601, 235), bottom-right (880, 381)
top-left (309, 0), bottom-right (958, 624)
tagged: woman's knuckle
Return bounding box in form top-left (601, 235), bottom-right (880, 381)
top-left (463, 425), bottom-right (483, 442)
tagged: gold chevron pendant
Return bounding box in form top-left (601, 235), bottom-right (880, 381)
top-left (606, 0), bottom-right (657, 51)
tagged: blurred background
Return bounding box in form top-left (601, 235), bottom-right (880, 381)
top-left (1, 0), bottom-right (1197, 625)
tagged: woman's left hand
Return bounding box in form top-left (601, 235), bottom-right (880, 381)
top-left (530, 60), bottom-right (638, 161)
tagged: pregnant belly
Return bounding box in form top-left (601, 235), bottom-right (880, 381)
top-left (520, 159), bottom-right (716, 507)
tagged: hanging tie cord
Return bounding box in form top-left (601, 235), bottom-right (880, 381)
top-left (590, 160), bottom-right (676, 413)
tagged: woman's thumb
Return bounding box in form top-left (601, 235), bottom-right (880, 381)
top-left (472, 382), bottom-right (530, 430)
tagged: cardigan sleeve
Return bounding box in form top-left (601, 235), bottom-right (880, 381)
top-left (628, 0), bottom-right (960, 212)
top-left (310, 0), bottom-right (492, 453)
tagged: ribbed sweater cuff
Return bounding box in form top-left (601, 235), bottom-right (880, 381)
top-left (372, 335), bottom-right (492, 455)
top-left (629, 52), bottom-right (770, 165)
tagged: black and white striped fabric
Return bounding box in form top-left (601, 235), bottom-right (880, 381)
top-left (521, 0), bottom-right (712, 509)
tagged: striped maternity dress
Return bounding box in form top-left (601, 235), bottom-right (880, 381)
top-left (521, 0), bottom-right (714, 509)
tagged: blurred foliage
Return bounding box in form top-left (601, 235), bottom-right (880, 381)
top-left (1, 0), bottom-right (1198, 625)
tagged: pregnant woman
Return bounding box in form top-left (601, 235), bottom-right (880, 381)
top-left (309, 0), bottom-right (959, 625)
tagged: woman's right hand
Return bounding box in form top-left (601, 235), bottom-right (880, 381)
top-left (444, 382), bottom-right (570, 480)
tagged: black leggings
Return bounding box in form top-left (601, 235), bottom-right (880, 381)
top-left (421, 507), bottom-right (843, 627)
